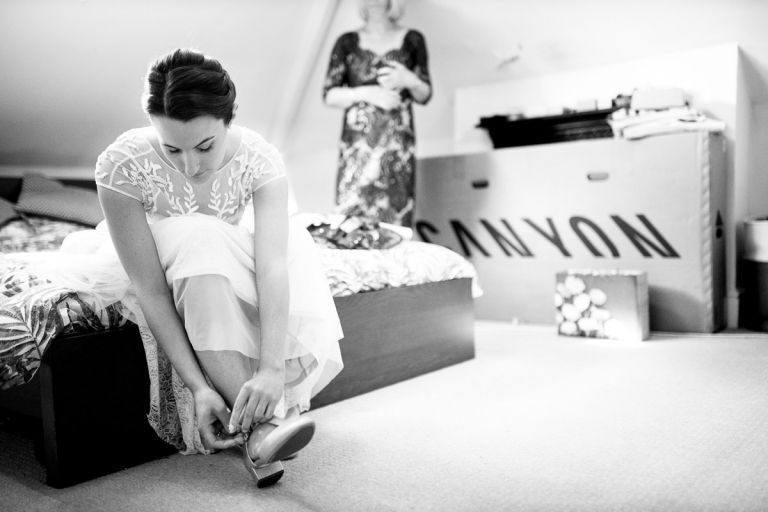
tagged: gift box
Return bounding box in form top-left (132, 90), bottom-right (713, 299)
top-left (555, 270), bottom-right (649, 341)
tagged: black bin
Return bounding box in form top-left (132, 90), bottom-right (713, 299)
top-left (741, 217), bottom-right (768, 331)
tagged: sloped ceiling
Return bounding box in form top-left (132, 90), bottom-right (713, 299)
top-left (288, 0), bottom-right (768, 160)
top-left (0, 0), bottom-right (337, 168)
top-left (1, 0), bottom-right (767, 170)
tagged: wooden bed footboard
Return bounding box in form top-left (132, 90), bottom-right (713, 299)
top-left (313, 277), bottom-right (475, 407)
top-left (0, 278), bottom-right (475, 487)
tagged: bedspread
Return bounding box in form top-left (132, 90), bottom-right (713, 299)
top-left (320, 241), bottom-right (481, 297)
top-left (0, 218), bottom-right (87, 253)
top-left (0, 256), bottom-right (129, 389)
top-left (0, 241), bottom-right (478, 392)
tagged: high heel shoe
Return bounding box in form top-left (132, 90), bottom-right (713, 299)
top-left (242, 414), bottom-right (316, 487)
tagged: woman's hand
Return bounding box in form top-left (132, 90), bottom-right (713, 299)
top-left (376, 61), bottom-right (418, 92)
top-left (193, 387), bottom-right (245, 451)
top-left (230, 366), bottom-right (286, 432)
top-left (357, 85), bottom-right (402, 111)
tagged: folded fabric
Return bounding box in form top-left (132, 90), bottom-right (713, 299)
top-left (621, 117), bottom-right (725, 140)
top-left (293, 212), bottom-right (413, 242)
top-left (305, 214), bottom-right (404, 250)
top-left (608, 107), bottom-right (725, 140)
top-left (14, 173), bottom-right (104, 226)
top-left (0, 197), bottom-right (18, 228)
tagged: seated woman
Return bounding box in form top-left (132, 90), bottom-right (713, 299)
top-left (89, 48), bottom-right (343, 487)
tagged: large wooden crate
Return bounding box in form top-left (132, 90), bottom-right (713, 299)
top-left (415, 132), bottom-right (726, 332)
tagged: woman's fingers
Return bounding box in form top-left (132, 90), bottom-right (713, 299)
top-left (198, 419), bottom-right (217, 449)
top-left (250, 402), bottom-right (264, 425)
top-left (214, 403), bottom-right (234, 434)
top-left (199, 415), bottom-right (240, 452)
top-left (232, 387), bottom-right (270, 431)
top-left (202, 428), bottom-right (241, 451)
top-left (253, 400), bottom-right (273, 424)
top-left (263, 400), bottom-right (277, 422)
top-left (200, 426), bottom-right (243, 451)
top-left (229, 389), bottom-right (248, 432)
top-left (241, 394), bottom-right (261, 431)
top-left (253, 396), bottom-right (279, 425)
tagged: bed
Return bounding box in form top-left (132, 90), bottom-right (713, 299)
top-left (0, 173), bottom-right (478, 487)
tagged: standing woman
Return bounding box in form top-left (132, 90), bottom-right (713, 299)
top-left (69, 49), bottom-right (343, 487)
top-left (323, 0), bottom-right (432, 227)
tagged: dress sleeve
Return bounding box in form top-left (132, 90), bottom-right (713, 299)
top-left (249, 138), bottom-right (287, 194)
top-left (408, 30), bottom-right (432, 104)
top-left (93, 137), bottom-right (148, 206)
top-left (322, 34), bottom-right (350, 100)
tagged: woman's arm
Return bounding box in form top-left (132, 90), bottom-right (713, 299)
top-left (98, 187), bottom-right (241, 450)
top-left (324, 85), bottom-right (402, 111)
top-left (324, 86), bottom-right (363, 108)
top-left (230, 176), bottom-right (291, 430)
top-left (251, 177), bottom-right (290, 374)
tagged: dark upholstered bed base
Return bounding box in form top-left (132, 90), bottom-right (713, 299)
top-left (0, 175), bottom-right (97, 201)
top-left (0, 325), bottom-right (177, 487)
top-left (0, 278), bottom-right (475, 487)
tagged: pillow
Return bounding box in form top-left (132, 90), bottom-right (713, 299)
top-left (0, 196), bottom-right (19, 228)
top-left (14, 173), bottom-right (104, 227)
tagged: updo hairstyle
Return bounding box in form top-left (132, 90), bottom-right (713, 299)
top-left (143, 48), bottom-right (237, 125)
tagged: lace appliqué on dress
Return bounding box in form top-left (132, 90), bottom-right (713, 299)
top-left (141, 324), bottom-right (208, 454)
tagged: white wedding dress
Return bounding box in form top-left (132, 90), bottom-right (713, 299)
top-left (31, 126), bottom-right (344, 453)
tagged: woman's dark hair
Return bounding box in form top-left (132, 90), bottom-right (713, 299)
top-left (143, 48), bottom-right (237, 124)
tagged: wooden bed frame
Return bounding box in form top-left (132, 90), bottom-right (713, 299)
top-left (0, 176), bottom-right (476, 487)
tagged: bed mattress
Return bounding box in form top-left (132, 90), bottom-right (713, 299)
top-left (0, 216), bottom-right (479, 390)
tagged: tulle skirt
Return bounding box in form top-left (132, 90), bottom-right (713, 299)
top-left (25, 213), bottom-right (344, 452)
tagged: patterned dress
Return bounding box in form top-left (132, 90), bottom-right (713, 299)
top-left (323, 29), bottom-right (431, 227)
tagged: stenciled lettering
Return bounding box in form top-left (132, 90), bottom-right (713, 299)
top-left (415, 220), bottom-right (439, 244)
top-left (523, 218), bottom-right (572, 257)
top-left (611, 214), bottom-right (680, 258)
top-left (570, 216), bottom-right (620, 257)
top-left (415, 214), bottom-right (682, 259)
top-left (450, 220), bottom-right (490, 257)
top-left (480, 219), bottom-right (533, 257)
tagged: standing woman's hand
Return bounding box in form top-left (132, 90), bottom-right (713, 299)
top-left (230, 366), bottom-right (286, 432)
top-left (376, 60), bottom-right (419, 91)
top-left (355, 85), bottom-right (402, 111)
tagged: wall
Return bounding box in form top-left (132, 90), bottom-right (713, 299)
top-left (3, 0), bottom-right (768, 212)
top-left (450, 43), bottom-right (752, 325)
top-left (3, 0), bottom-right (768, 322)
top-left (0, 0), bottom-right (327, 170)
top-left (285, 0), bottom-right (768, 327)
top-left (453, 44), bottom-right (740, 152)
top-left (286, 0), bottom-right (768, 214)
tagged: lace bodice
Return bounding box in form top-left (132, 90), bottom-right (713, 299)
top-left (95, 126), bottom-right (286, 224)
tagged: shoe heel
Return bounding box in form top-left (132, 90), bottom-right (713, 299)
top-left (250, 459), bottom-right (284, 488)
top-left (243, 446), bottom-right (284, 488)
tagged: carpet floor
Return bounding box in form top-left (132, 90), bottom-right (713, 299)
top-left (2, 321), bottom-right (768, 512)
